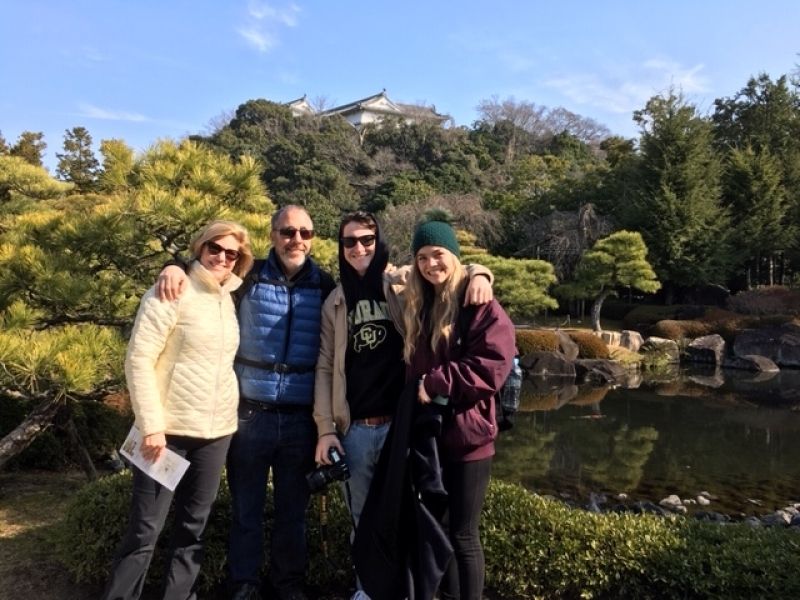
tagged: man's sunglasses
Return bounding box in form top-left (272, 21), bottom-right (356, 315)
top-left (276, 227), bottom-right (315, 240)
top-left (204, 240), bottom-right (240, 262)
top-left (341, 234), bottom-right (377, 249)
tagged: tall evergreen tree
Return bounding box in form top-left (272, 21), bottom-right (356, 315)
top-left (10, 131), bottom-right (47, 167)
top-left (56, 126), bottom-right (100, 191)
top-left (724, 145), bottom-right (792, 287)
top-left (0, 131), bottom-right (9, 155)
top-left (625, 92), bottom-right (731, 302)
top-left (712, 74), bottom-right (800, 282)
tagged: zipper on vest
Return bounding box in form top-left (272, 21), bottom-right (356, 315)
top-left (278, 282), bottom-right (295, 401)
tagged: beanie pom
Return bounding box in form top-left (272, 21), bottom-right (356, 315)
top-left (411, 208), bottom-right (460, 258)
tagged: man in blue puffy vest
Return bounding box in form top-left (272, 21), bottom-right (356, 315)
top-left (158, 205), bottom-right (335, 600)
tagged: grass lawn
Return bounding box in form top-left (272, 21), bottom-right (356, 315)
top-left (0, 470), bottom-right (101, 600)
top-left (0, 469), bottom-right (350, 600)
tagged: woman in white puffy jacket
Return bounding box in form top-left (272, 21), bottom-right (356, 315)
top-left (102, 220), bottom-right (254, 600)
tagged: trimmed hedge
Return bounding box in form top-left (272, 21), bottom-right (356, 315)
top-left (54, 470), bottom-right (353, 595)
top-left (483, 481), bottom-right (800, 599)
top-left (727, 286), bottom-right (800, 316)
top-left (515, 329), bottom-right (559, 355)
top-left (566, 331), bottom-right (610, 359)
top-left (56, 474), bottom-right (800, 599)
top-left (649, 319), bottom-right (712, 341)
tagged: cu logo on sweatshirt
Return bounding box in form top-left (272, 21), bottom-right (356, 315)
top-left (353, 324), bottom-right (387, 352)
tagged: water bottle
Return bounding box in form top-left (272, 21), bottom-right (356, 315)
top-left (500, 356), bottom-right (523, 416)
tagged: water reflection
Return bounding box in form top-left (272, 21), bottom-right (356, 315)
top-left (493, 368), bottom-right (800, 514)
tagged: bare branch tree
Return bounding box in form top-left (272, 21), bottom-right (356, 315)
top-left (381, 194), bottom-right (500, 264)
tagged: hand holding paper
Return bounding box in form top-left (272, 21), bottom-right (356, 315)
top-left (120, 426), bottom-right (190, 492)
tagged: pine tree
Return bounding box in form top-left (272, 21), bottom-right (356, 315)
top-left (98, 138), bottom-right (134, 191)
top-left (0, 139), bottom-right (274, 471)
top-left (10, 131), bottom-right (47, 167)
top-left (558, 230), bottom-right (660, 331)
top-left (56, 126), bottom-right (100, 191)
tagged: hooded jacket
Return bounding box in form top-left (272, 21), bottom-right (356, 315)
top-left (409, 299), bottom-right (516, 462)
top-left (314, 265), bottom-right (495, 439)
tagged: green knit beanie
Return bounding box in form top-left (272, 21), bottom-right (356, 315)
top-left (411, 213), bottom-right (460, 258)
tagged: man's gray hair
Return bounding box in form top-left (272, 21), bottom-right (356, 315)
top-left (271, 204), bottom-right (312, 230)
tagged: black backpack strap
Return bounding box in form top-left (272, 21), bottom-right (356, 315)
top-left (455, 301), bottom-right (478, 357)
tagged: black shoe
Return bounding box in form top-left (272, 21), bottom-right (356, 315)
top-left (231, 582), bottom-right (262, 600)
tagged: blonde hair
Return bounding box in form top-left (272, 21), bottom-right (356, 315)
top-left (402, 249), bottom-right (467, 364)
top-left (189, 219), bottom-right (254, 278)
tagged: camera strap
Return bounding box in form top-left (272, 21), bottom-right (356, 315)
top-left (317, 483), bottom-right (358, 573)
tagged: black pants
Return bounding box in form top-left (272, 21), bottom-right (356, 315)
top-left (101, 434), bottom-right (232, 600)
top-left (439, 457), bottom-right (492, 600)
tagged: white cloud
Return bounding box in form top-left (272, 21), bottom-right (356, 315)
top-left (239, 1), bottom-right (301, 53)
top-left (78, 103), bottom-right (149, 122)
top-left (545, 58), bottom-right (710, 115)
top-left (238, 27), bottom-right (276, 52)
top-left (248, 1), bottom-right (300, 26)
top-left (642, 59), bottom-right (708, 93)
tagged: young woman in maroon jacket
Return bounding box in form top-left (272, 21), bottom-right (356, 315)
top-left (403, 214), bottom-right (516, 600)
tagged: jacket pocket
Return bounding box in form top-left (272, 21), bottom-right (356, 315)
top-left (442, 402), bottom-right (496, 453)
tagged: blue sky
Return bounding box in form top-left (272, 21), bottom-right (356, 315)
top-left (1, 0), bottom-right (798, 171)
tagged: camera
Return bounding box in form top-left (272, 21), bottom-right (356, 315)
top-left (306, 446), bottom-right (350, 493)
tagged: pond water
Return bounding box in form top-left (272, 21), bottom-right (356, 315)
top-left (493, 367), bottom-right (800, 515)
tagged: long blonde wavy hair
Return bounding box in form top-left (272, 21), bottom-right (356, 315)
top-left (402, 248), bottom-right (467, 364)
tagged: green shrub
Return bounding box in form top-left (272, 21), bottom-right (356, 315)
top-left (727, 286), bottom-right (800, 316)
top-left (515, 329), bottom-right (559, 355)
top-left (55, 470), bottom-right (353, 595)
top-left (567, 331), bottom-right (610, 359)
top-left (650, 319), bottom-right (713, 341)
top-left (57, 475), bottom-right (800, 599)
top-left (622, 305), bottom-right (681, 330)
top-left (482, 481), bottom-right (800, 599)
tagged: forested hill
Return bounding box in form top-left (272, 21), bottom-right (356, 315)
top-left (191, 74), bottom-right (800, 295)
top-left (4, 72), bottom-right (800, 295)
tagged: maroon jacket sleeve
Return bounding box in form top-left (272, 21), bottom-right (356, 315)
top-left (422, 300), bottom-right (516, 406)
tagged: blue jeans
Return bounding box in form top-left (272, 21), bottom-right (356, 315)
top-left (341, 422), bottom-right (391, 530)
top-left (227, 405), bottom-right (316, 593)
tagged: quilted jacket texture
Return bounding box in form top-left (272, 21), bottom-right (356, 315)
top-left (235, 249), bottom-right (329, 406)
top-left (125, 261), bottom-right (242, 438)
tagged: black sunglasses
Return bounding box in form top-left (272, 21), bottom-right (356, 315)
top-left (204, 240), bottom-right (240, 262)
top-left (341, 234), bottom-right (377, 249)
top-left (275, 227), bottom-right (314, 240)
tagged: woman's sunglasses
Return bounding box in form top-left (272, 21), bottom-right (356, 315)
top-left (276, 227), bottom-right (315, 240)
top-left (204, 240), bottom-right (240, 262)
top-left (341, 234), bottom-right (377, 249)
